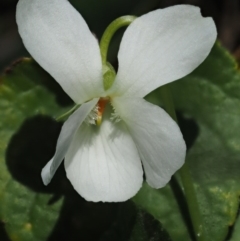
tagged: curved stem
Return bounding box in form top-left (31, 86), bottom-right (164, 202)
top-left (100, 16), bottom-right (137, 65)
top-left (56, 104), bottom-right (80, 121)
top-left (159, 85), bottom-right (205, 241)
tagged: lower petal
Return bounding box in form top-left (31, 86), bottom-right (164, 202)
top-left (112, 97), bottom-right (186, 188)
top-left (64, 110), bottom-right (143, 202)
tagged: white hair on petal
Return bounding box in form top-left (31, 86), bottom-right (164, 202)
top-left (84, 105), bottom-right (99, 125)
top-left (110, 106), bottom-right (121, 123)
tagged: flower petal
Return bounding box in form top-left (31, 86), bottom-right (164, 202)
top-left (41, 98), bottom-right (99, 185)
top-left (111, 5), bottom-right (217, 98)
top-left (64, 108), bottom-right (143, 202)
top-left (16, 0), bottom-right (104, 104)
top-left (112, 97), bottom-right (186, 188)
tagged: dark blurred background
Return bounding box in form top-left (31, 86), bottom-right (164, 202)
top-left (1, 0), bottom-right (240, 72)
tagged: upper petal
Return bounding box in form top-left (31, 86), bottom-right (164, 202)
top-left (110, 5), bottom-right (217, 97)
top-left (41, 98), bottom-right (99, 185)
top-left (16, 0), bottom-right (104, 104)
top-left (112, 97), bottom-right (186, 188)
top-left (64, 107), bottom-right (143, 202)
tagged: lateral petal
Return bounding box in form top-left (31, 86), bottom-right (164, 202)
top-left (111, 5), bottom-right (217, 97)
top-left (112, 97), bottom-right (186, 188)
top-left (41, 98), bottom-right (99, 185)
top-left (16, 0), bottom-right (104, 104)
top-left (64, 108), bottom-right (143, 202)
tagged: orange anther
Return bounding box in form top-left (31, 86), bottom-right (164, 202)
top-left (96, 98), bottom-right (109, 125)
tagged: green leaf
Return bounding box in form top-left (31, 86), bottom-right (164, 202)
top-left (133, 183), bottom-right (191, 241)
top-left (100, 202), bottom-right (172, 241)
top-left (0, 58), bottom-right (69, 241)
top-left (129, 209), bottom-right (172, 241)
top-left (134, 43), bottom-right (240, 241)
top-left (229, 214), bottom-right (240, 241)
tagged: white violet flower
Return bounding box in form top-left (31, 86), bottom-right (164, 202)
top-left (16, 0), bottom-right (217, 202)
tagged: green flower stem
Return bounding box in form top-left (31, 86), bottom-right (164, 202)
top-left (159, 85), bottom-right (206, 241)
top-left (56, 104), bottom-right (80, 121)
top-left (100, 16), bottom-right (137, 65)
